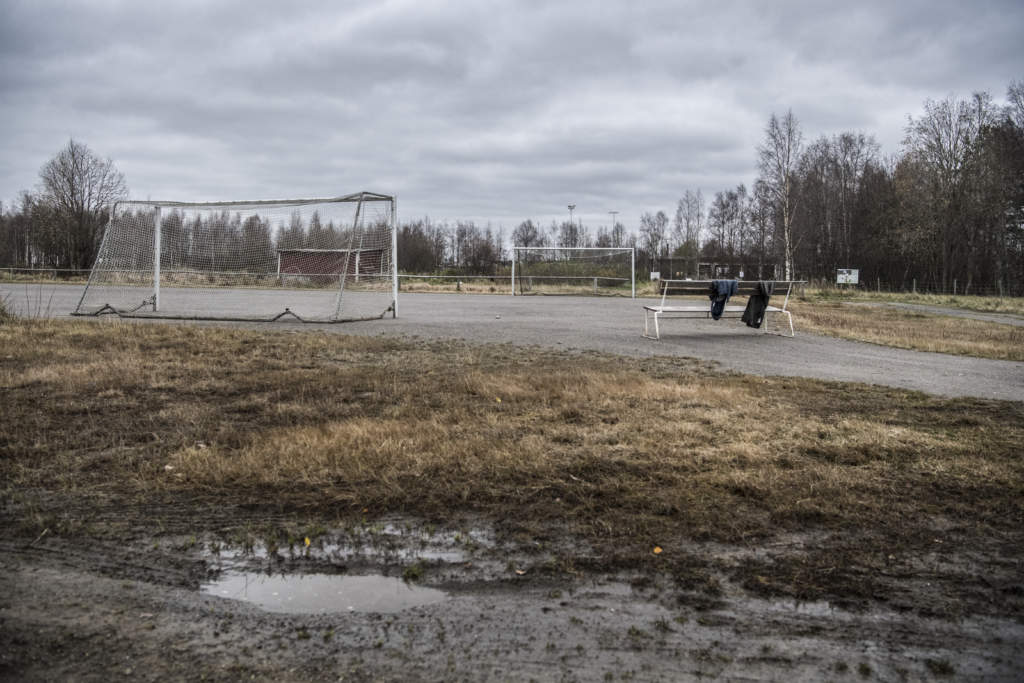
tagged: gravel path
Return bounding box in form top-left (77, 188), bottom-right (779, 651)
top-left (4, 283), bottom-right (1022, 402)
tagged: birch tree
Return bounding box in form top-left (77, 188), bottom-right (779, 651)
top-left (757, 110), bottom-right (803, 279)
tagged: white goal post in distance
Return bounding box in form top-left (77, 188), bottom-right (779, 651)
top-left (73, 191), bottom-right (398, 322)
top-left (511, 246), bottom-right (636, 298)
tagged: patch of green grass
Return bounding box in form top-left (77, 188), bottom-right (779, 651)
top-left (925, 659), bottom-right (955, 676)
top-left (627, 626), bottom-right (650, 639)
top-left (402, 563), bottom-right (424, 583)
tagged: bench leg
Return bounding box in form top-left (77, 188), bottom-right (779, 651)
top-left (643, 309), bottom-right (659, 342)
top-left (759, 310), bottom-right (795, 337)
top-left (638, 311), bottom-right (655, 339)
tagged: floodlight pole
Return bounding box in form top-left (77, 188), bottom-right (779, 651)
top-left (609, 210), bottom-right (618, 230)
top-left (568, 204), bottom-right (575, 227)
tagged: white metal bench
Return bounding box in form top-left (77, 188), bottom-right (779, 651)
top-left (643, 280), bottom-right (803, 340)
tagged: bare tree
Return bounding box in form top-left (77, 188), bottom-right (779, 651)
top-left (757, 110), bottom-right (803, 279)
top-left (556, 219), bottom-right (589, 248)
top-left (748, 180), bottom-right (774, 278)
top-left (903, 93), bottom-right (998, 289)
top-left (512, 219), bottom-right (545, 247)
top-left (638, 210), bottom-right (669, 269)
top-left (673, 189), bottom-right (704, 247)
top-left (36, 139), bottom-right (127, 269)
top-left (610, 219), bottom-right (627, 248)
top-left (1005, 79), bottom-right (1024, 130)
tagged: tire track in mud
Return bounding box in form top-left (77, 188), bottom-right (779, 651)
top-left (0, 538), bottom-right (210, 588)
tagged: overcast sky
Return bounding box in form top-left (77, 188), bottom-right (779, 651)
top-left (1, 0), bottom-right (1021, 230)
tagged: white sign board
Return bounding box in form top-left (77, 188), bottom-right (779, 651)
top-left (650, 272), bottom-right (660, 281)
top-left (837, 268), bottom-right (859, 285)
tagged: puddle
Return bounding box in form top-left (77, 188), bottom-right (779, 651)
top-left (203, 572), bottom-right (448, 614)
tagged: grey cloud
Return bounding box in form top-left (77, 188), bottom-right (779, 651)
top-left (1, 0), bottom-right (1022, 227)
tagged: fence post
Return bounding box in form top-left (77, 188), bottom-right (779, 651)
top-left (877, 277), bottom-right (880, 292)
top-left (953, 279), bottom-right (957, 296)
top-left (912, 278), bottom-right (916, 294)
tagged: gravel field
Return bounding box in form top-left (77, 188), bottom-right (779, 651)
top-left (4, 282), bottom-right (1021, 402)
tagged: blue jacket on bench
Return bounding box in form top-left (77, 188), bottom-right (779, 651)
top-left (709, 280), bottom-right (738, 320)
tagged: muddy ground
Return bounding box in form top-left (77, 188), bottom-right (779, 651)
top-left (2, 287), bottom-right (1023, 680)
top-left (2, 503), bottom-right (1023, 682)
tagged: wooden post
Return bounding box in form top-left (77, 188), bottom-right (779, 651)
top-left (912, 278), bottom-right (916, 294)
top-left (953, 279), bottom-right (957, 296)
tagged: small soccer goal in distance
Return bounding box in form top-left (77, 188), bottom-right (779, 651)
top-left (511, 247), bottom-right (635, 298)
top-left (73, 192), bottom-right (398, 322)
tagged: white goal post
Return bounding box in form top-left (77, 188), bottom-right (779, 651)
top-left (511, 247), bottom-right (636, 298)
top-left (73, 191), bottom-right (398, 322)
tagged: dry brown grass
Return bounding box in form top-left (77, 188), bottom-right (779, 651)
top-left (2, 318), bottom-right (1021, 563)
top-left (399, 278), bottom-right (509, 295)
top-left (810, 286), bottom-right (1024, 316)
top-left (789, 299), bottom-right (1024, 361)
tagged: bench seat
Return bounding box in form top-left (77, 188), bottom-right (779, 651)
top-left (642, 280), bottom-right (803, 340)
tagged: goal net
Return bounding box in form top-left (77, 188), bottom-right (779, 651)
top-left (73, 192), bottom-right (397, 322)
top-left (512, 247), bottom-right (635, 297)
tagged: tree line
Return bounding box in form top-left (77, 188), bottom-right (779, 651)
top-left (650, 80), bottom-right (1023, 293)
top-left (4, 80), bottom-right (1023, 293)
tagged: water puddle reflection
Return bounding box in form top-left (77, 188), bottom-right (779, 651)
top-left (203, 572), bottom-right (448, 614)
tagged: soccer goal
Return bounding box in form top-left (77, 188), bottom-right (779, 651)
top-left (512, 247), bottom-right (635, 298)
top-left (73, 192), bottom-right (397, 322)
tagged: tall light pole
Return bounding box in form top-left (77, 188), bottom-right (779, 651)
top-left (567, 204), bottom-right (576, 227)
top-left (608, 210), bottom-right (619, 231)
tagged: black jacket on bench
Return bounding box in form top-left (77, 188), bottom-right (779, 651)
top-left (741, 281), bottom-right (775, 328)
